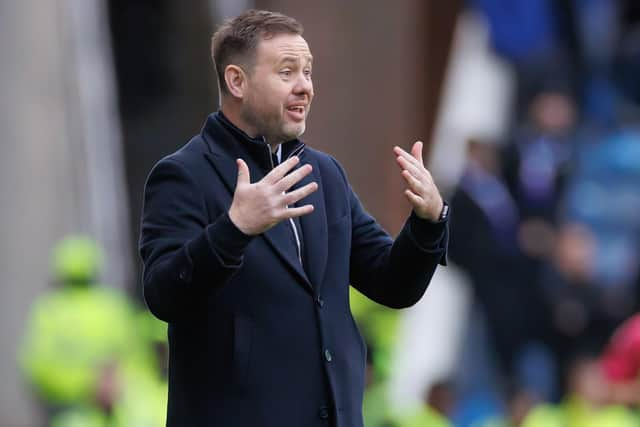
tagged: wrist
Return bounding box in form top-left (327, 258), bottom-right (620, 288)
top-left (417, 198), bottom-right (447, 223)
top-left (228, 207), bottom-right (252, 236)
top-left (436, 200), bottom-right (449, 222)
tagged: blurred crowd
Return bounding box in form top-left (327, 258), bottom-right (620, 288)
top-left (356, 0), bottom-right (640, 426)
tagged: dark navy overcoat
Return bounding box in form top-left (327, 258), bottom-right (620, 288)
top-left (139, 112), bottom-right (448, 427)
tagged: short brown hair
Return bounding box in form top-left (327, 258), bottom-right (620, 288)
top-left (211, 10), bottom-right (304, 95)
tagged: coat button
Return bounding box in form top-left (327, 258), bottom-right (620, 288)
top-left (324, 349), bottom-right (332, 362)
top-left (316, 295), bottom-right (324, 308)
top-left (318, 406), bottom-right (329, 420)
top-left (178, 270), bottom-right (187, 281)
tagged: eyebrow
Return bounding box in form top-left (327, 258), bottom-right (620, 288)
top-left (277, 55), bottom-right (313, 66)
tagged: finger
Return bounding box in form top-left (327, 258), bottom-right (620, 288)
top-left (393, 146), bottom-right (422, 169)
top-left (396, 155), bottom-right (434, 184)
top-left (236, 159), bottom-right (251, 185)
top-left (282, 181), bottom-right (318, 205)
top-left (396, 156), bottom-right (430, 182)
top-left (411, 141), bottom-right (424, 165)
top-left (404, 189), bottom-right (424, 207)
top-left (275, 163), bottom-right (313, 192)
top-left (401, 170), bottom-right (426, 197)
top-left (281, 204), bottom-right (315, 219)
top-left (263, 156), bottom-right (300, 184)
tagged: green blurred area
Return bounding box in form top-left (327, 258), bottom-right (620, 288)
top-left (18, 236), bottom-right (168, 427)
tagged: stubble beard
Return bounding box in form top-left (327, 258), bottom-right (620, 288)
top-left (240, 98), bottom-right (307, 145)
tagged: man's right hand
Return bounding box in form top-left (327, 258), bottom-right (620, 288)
top-left (228, 156), bottom-right (318, 236)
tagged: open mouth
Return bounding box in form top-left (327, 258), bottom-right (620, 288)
top-left (286, 105), bottom-right (306, 121)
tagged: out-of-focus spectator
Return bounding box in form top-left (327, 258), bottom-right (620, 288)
top-left (18, 236), bottom-right (167, 426)
top-left (450, 139), bottom-right (554, 403)
top-left (18, 237), bottom-right (138, 414)
top-left (501, 86), bottom-right (576, 231)
top-left (499, 83), bottom-right (581, 399)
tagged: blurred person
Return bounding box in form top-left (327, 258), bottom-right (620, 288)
top-left (502, 86), bottom-right (576, 237)
top-left (17, 236), bottom-right (140, 423)
top-left (449, 139), bottom-right (555, 404)
top-left (500, 84), bottom-right (578, 293)
top-left (138, 9), bottom-right (449, 427)
top-left (499, 84), bottom-right (580, 397)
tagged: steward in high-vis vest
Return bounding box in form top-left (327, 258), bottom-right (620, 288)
top-left (18, 236), bottom-right (138, 411)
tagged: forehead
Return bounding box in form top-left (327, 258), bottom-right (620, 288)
top-left (255, 33), bottom-right (312, 64)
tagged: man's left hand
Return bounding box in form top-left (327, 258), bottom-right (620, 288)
top-left (394, 141), bottom-right (443, 222)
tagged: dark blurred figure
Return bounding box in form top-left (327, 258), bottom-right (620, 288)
top-left (501, 84), bottom-right (581, 399)
top-left (450, 139), bottom-right (555, 404)
top-left (501, 85), bottom-right (576, 233)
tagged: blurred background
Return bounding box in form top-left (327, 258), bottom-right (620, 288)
top-left (2, 0), bottom-right (640, 426)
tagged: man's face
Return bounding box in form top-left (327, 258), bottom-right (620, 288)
top-left (240, 33), bottom-right (314, 144)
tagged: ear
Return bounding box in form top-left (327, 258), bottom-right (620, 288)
top-left (224, 65), bottom-right (247, 99)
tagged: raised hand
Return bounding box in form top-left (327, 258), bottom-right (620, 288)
top-left (394, 141), bottom-right (443, 222)
top-left (228, 156), bottom-right (318, 235)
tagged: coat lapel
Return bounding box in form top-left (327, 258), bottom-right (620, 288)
top-left (295, 154), bottom-right (328, 291)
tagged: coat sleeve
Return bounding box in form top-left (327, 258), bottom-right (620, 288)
top-left (139, 157), bottom-right (252, 322)
top-left (330, 158), bottom-right (448, 309)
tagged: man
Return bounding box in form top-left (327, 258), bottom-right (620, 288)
top-left (139, 9), bottom-right (448, 427)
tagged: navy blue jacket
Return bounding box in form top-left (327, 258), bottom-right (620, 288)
top-left (139, 112), bottom-right (448, 427)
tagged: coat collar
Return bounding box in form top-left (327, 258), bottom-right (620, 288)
top-left (211, 111), bottom-right (306, 173)
top-left (201, 112), bottom-right (328, 294)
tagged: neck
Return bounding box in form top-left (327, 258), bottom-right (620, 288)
top-left (220, 103), bottom-right (280, 152)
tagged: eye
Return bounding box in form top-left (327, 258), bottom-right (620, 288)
top-left (279, 69), bottom-right (292, 78)
top-left (304, 69), bottom-right (312, 78)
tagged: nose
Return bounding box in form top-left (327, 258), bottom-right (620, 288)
top-left (293, 72), bottom-right (313, 99)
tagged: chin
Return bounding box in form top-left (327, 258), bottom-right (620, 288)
top-left (288, 123), bottom-right (306, 139)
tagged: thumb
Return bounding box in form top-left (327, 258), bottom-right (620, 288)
top-left (236, 159), bottom-right (251, 185)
